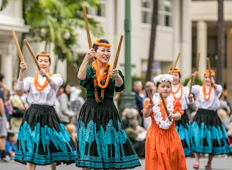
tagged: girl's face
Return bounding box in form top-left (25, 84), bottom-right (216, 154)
top-left (172, 73), bottom-right (180, 85)
top-left (203, 75), bottom-right (211, 86)
top-left (38, 56), bottom-right (51, 73)
top-left (157, 82), bottom-right (171, 98)
top-left (95, 46), bottom-right (111, 64)
top-left (65, 85), bottom-right (71, 94)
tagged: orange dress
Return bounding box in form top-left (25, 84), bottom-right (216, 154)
top-left (142, 99), bottom-right (187, 170)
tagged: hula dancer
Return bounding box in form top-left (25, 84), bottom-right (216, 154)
top-left (189, 70), bottom-right (232, 169)
top-left (168, 68), bottom-right (193, 156)
top-left (76, 39), bottom-right (141, 169)
top-left (14, 52), bottom-right (76, 170)
top-left (142, 74), bottom-right (187, 170)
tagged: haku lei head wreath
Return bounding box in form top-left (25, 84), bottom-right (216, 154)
top-left (204, 70), bottom-right (215, 76)
top-left (168, 68), bottom-right (180, 74)
top-left (94, 39), bottom-right (112, 47)
top-left (153, 74), bottom-right (173, 84)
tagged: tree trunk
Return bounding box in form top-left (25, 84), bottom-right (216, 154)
top-left (216, 0), bottom-right (225, 87)
top-left (146, 0), bottom-right (158, 82)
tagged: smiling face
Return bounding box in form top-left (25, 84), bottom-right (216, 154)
top-left (157, 81), bottom-right (171, 98)
top-left (203, 74), bottom-right (211, 86)
top-left (172, 73), bottom-right (180, 85)
top-left (37, 56), bottom-right (51, 73)
top-left (95, 46), bottom-right (111, 64)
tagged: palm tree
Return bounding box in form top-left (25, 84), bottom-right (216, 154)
top-left (216, 0), bottom-right (225, 86)
top-left (146, 0), bottom-right (158, 82)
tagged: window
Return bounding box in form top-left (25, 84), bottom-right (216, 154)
top-left (192, 36), bottom-right (227, 68)
top-left (141, 0), bottom-right (152, 24)
top-left (87, 0), bottom-right (105, 17)
top-left (141, 0), bottom-right (172, 27)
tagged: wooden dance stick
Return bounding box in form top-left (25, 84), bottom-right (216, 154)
top-left (11, 29), bottom-right (25, 62)
top-left (189, 74), bottom-right (194, 96)
top-left (207, 58), bottom-right (211, 79)
top-left (146, 87), bottom-right (153, 104)
top-left (110, 35), bottom-right (124, 79)
top-left (82, 5), bottom-right (92, 49)
top-left (23, 39), bottom-right (41, 71)
top-left (196, 52), bottom-right (201, 72)
top-left (171, 53), bottom-right (181, 75)
top-left (159, 93), bottom-right (170, 117)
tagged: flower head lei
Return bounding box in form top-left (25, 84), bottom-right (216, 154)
top-left (153, 74), bottom-right (173, 84)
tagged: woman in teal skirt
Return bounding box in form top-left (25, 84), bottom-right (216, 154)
top-left (76, 39), bottom-right (141, 170)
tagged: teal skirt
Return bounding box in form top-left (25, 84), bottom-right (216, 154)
top-left (75, 97), bottom-right (141, 169)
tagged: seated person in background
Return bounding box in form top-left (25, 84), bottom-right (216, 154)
top-left (125, 116), bottom-right (147, 158)
top-left (121, 108), bottom-right (142, 129)
top-left (5, 131), bottom-right (16, 159)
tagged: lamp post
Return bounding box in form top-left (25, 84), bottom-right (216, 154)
top-left (119, 0), bottom-right (136, 116)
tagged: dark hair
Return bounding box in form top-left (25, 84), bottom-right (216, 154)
top-left (93, 39), bottom-right (110, 52)
top-left (36, 51), bottom-right (51, 64)
top-left (156, 81), bottom-right (171, 88)
top-left (169, 68), bottom-right (181, 78)
top-left (63, 83), bottom-right (71, 100)
top-left (0, 73), bottom-right (4, 82)
top-left (7, 132), bottom-right (15, 141)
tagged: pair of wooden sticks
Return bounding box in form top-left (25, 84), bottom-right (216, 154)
top-left (11, 30), bottom-right (41, 71)
top-left (82, 6), bottom-right (122, 75)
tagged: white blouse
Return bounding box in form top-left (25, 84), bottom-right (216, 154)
top-left (191, 84), bottom-right (222, 110)
top-left (172, 84), bottom-right (193, 110)
top-left (18, 73), bottom-right (63, 106)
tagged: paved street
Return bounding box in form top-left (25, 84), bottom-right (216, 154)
top-left (0, 158), bottom-right (232, 170)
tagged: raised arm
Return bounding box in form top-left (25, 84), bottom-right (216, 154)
top-left (18, 62), bottom-right (30, 92)
top-left (78, 48), bottom-right (95, 80)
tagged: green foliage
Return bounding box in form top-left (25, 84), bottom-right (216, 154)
top-left (1, 0), bottom-right (104, 70)
top-left (0, 0), bottom-right (8, 10)
top-left (183, 76), bottom-right (203, 86)
top-left (132, 76), bottom-right (146, 90)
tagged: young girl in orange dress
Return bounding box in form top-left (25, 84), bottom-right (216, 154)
top-left (142, 74), bottom-right (187, 170)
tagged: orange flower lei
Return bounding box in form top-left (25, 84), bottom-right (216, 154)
top-left (171, 83), bottom-right (183, 100)
top-left (34, 73), bottom-right (53, 91)
top-left (92, 60), bottom-right (111, 103)
top-left (202, 84), bottom-right (213, 101)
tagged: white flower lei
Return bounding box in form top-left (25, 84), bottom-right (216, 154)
top-left (152, 93), bottom-right (174, 130)
top-left (153, 74), bottom-right (173, 84)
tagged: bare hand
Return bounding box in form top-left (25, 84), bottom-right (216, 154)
top-left (193, 71), bottom-right (199, 78)
top-left (147, 102), bottom-right (154, 109)
top-left (86, 48), bottom-right (95, 60)
top-left (188, 94), bottom-right (193, 102)
top-left (167, 113), bottom-right (173, 121)
top-left (110, 69), bottom-right (119, 78)
top-left (39, 69), bottom-right (47, 77)
top-left (210, 77), bottom-right (215, 87)
top-left (20, 62), bottom-right (27, 71)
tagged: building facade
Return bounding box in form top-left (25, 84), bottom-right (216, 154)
top-left (0, 0), bottom-right (192, 90)
top-left (191, 0), bottom-right (232, 102)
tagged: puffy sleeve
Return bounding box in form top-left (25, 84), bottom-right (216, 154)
top-left (115, 69), bottom-right (125, 92)
top-left (215, 84), bottom-right (223, 98)
top-left (141, 99), bottom-right (153, 116)
top-left (190, 85), bottom-right (201, 95)
top-left (174, 100), bottom-right (184, 115)
top-left (49, 74), bottom-right (63, 89)
top-left (18, 77), bottom-right (31, 92)
top-left (78, 66), bottom-right (93, 88)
